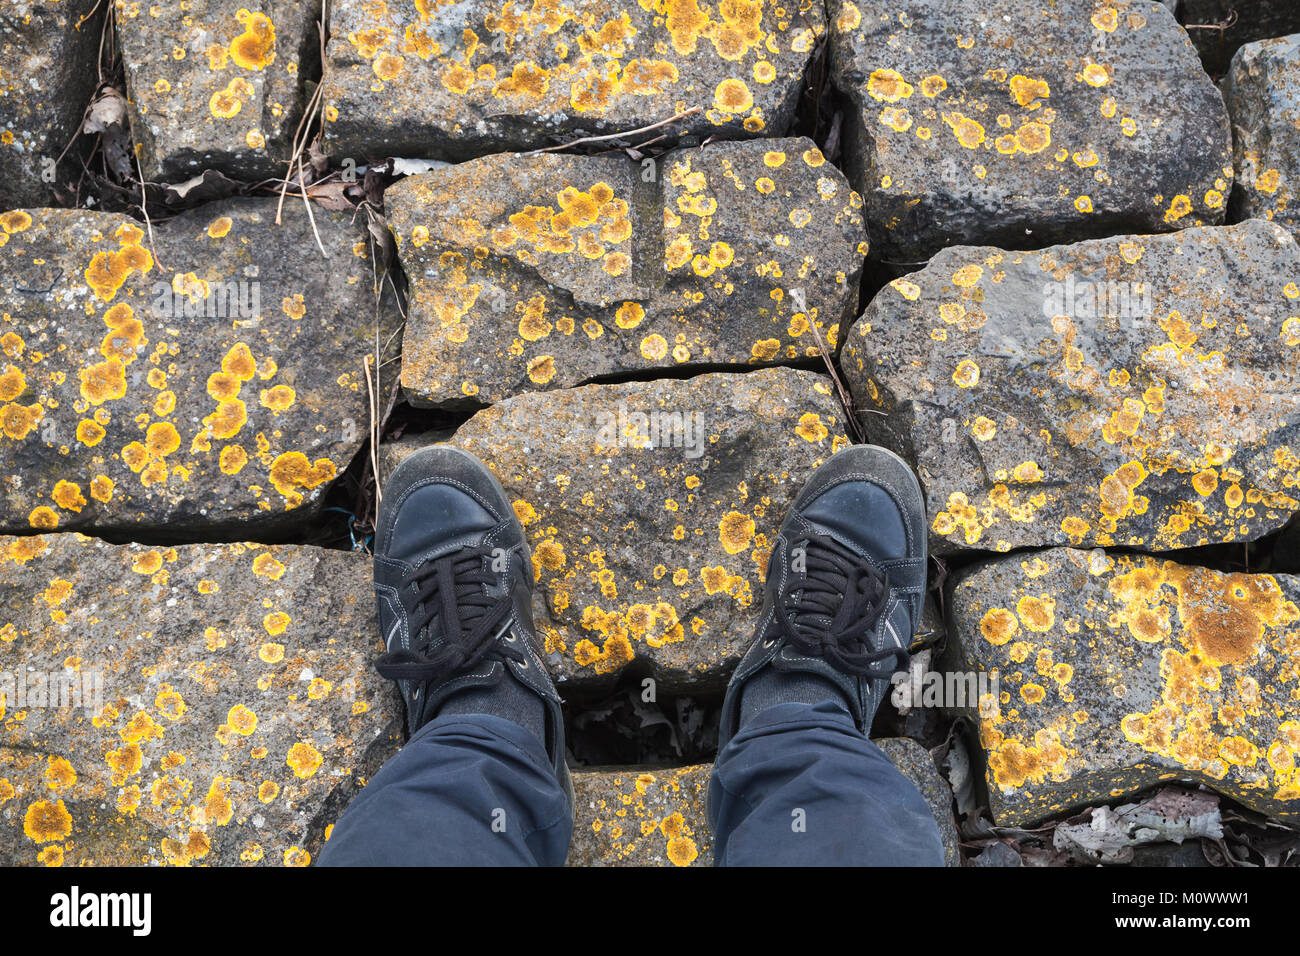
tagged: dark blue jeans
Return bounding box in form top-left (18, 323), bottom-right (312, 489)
top-left (319, 699), bottom-right (943, 866)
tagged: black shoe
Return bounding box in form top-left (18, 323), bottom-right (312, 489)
top-left (371, 445), bottom-right (572, 802)
top-left (717, 444), bottom-right (928, 746)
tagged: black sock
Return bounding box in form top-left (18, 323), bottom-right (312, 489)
top-left (438, 670), bottom-right (547, 745)
top-left (739, 666), bottom-right (851, 727)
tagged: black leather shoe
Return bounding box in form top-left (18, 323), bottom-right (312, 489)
top-left (371, 445), bottom-right (571, 802)
top-left (717, 444), bottom-right (928, 747)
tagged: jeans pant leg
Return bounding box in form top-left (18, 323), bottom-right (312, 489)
top-left (318, 713), bottom-right (572, 866)
top-left (708, 699), bottom-right (944, 866)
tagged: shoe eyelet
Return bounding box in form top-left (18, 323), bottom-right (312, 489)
top-left (762, 639), bottom-right (776, 649)
top-left (504, 632), bottom-right (517, 643)
top-left (412, 687), bottom-right (420, 700)
top-left (517, 658), bottom-right (529, 669)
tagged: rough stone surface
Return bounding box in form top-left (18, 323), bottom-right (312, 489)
top-left (435, 367), bottom-right (852, 691)
top-left (1181, 0), bottom-right (1300, 77)
top-left (388, 138), bottom-right (866, 408)
top-left (876, 736), bottom-right (960, 866)
top-left (1222, 33), bottom-right (1300, 232)
top-left (829, 0), bottom-right (1232, 263)
top-left (0, 0), bottom-right (102, 209)
top-left (948, 546), bottom-right (1300, 826)
top-left (567, 740), bottom-right (959, 865)
top-left (321, 0), bottom-right (824, 163)
top-left (843, 220), bottom-right (1300, 556)
top-left (116, 1), bottom-right (320, 182)
top-left (0, 533), bottom-right (401, 866)
top-left (0, 198), bottom-right (382, 538)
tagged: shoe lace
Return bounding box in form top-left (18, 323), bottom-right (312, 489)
top-left (767, 533), bottom-right (908, 679)
top-left (375, 544), bottom-right (525, 683)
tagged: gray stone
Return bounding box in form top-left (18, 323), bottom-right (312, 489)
top-left (1222, 33), bottom-right (1300, 232)
top-left (0, 533), bottom-right (400, 866)
top-left (116, 1), bottom-right (320, 182)
top-left (433, 367), bottom-right (853, 692)
top-left (948, 546), bottom-right (1300, 826)
top-left (843, 220), bottom-right (1300, 555)
top-left (0, 197), bottom-right (384, 537)
top-left (0, 0), bottom-right (103, 209)
top-left (829, 0), bottom-right (1232, 263)
top-left (321, 0), bottom-right (824, 163)
top-left (387, 138), bottom-right (866, 408)
top-left (567, 739), bottom-right (960, 865)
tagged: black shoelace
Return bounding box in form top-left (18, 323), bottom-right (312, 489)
top-left (375, 545), bottom-right (525, 683)
top-left (767, 533), bottom-right (909, 679)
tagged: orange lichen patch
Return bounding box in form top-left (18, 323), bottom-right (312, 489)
top-left (204, 776), bottom-right (235, 826)
top-left (984, 728), bottom-right (1071, 790)
top-left (51, 480), bottom-right (87, 514)
top-left (867, 68), bottom-right (913, 102)
top-left (286, 741), bottom-right (323, 779)
top-left (1015, 121), bottom-right (1051, 154)
top-left (85, 223), bottom-right (153, 302)
top-left (154, 685), bottom-right (186, 721)
top-left (228, 704), bottom-right (258, 736)
top-left (207, 216), bottom-right (233, 239)
top-left (1009, 75), bottom-right (1050, 107)
top-left (259, 384), bottom-right (295, 413)
top-left (0, 210), bottom-right (33, 234)
top-left (28, 506), bottom-right (58, 530)
top-left (718, 511), bottom-right (755, 554)
top-left (222, 342), bottom-right (256, 381)
top-left (44, 756), bottom-right (76, 792)
top-left (713, 78), bottom-right (753, 113)
top-left (258, 780), bottom-right (279, 803)
top-left (795, 412), bottom-right (829, 443)
top-left (526, 355), bottom-right (557, 384)
top-left (38, 845), bottom-right (64, 867)
top-left (952, 359), bottom-right (980, 388)
top-left (106, 744), bottom-right (142, 784)
top-left (0, 364), bottom-right (24, 402)
top-left (980, 608), bottom-right (1019, 645)
top-left (258, 642), bottom-right (285, 664)
top-left (573, 632), bottom-right (635, 675)
top-left (1, 401), bottom-right (42, 440)
top-left (284, 846), bottom-right (311, 867)
top-left (229, 9), bottom-right (277, 70)
top-left (263, 611), bottom-right (291, 637)
top-left (1016, 594), bottom-right (1055, 632)
top-left (23, 799), bottom-right (72, 843)
top-left (943, 112), bottom-right (985, 149)
top-left (1163, 194), bottom-right (1192, 224)
top-left (267, 451), bottom-right (336, 506)
top-left (132, 550), bottom-right (164, 574)
top-left (252, 552), bottom-right (286, 580)
top-left (78, 358), bottom-right (127, 405)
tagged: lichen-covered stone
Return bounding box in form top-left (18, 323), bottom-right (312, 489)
top-left (321, 0), bottom-right (824, 163)
top-left (829, 0), bottom-right (1232, 263)
top-left (0, 533), bottom-right (400, 866)
top-left (388, 138), bottom-right (866, 408)
top-left (1222, 33), bottom-right (1300, 232)
top-left (843, 220), bottom-right (1300, 556)
top-left (876, 737), bottom-right (960, 866)
top-left (1181, 0), bottom-right (1300, 77)
top-left (0, 0), bottom-right (103, 209)
top-left (567, 740), bottom-right (959, 865)
top-left (431, 367), bottom-right (851, 691)
top-left (568, 764), bottom-right (711, 865)
top-left (0, 198), bottom-right (381, 537)
top-left (116, 1), bottom-right (320, 182)
top-left (949, 546), bottom-right (1300, 826)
